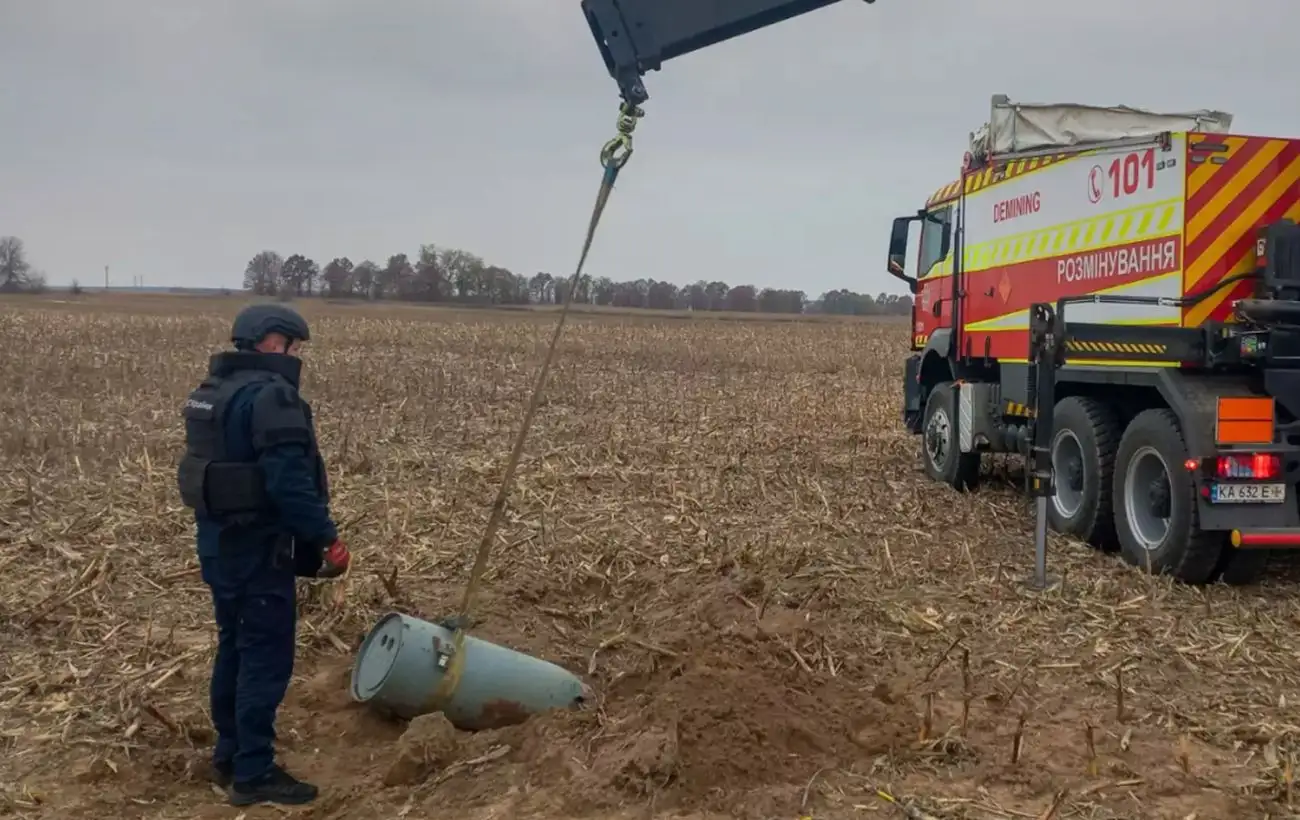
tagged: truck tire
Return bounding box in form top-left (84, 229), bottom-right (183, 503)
top-left (1214, 548), bottom-right (1268, 586)
top-left (921, 381), bottom-right (980, 491)
top-left (1046, 396), bottom-right (1120, 550)
top-left (1112, 409), bottom-right (1224, 584)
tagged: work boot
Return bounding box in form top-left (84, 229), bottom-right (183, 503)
top-left (229, 765), bottom-right (318, 806)
top-left (210, 760), bottom-right (234, 789)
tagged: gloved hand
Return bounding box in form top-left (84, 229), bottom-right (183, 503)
top-left (317, 539), bottom-right (351, 579)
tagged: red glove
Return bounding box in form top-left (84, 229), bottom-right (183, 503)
top-left (318, 539), bottom-right (351, 579)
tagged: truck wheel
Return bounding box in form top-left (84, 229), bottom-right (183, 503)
top-left (1112, 409), bottom-right (1224, 583)
top-left (1046, 396), bottom-right (1120, 549)
top-left (921, 381), bottom-right (980, 491)
top-left (1214, 549), bottom-right (1268, 586)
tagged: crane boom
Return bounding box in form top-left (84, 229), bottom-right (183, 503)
top-left (581, 0), bottom-right (874, 105)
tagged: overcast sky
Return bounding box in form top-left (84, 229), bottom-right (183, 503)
top-left (2, 0), bottom-right (1296, 295)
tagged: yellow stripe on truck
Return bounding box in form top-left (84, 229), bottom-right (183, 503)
top-left (963, 199), bottom-right (1181, 273)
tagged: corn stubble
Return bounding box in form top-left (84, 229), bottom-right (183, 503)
top-left (0, 293), bottom-right (1297, 819)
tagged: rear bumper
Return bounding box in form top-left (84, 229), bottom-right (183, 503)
top-left (1230, 528), bottom-right (1300, 549)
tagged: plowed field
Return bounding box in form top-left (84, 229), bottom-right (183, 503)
top-left (2, 294), bottom-right (1298, 820)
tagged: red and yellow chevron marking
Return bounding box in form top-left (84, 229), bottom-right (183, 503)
top-left (1183, 134), bottom-right (1300, 327)
top-left (925, 154), bottom-right (1070, 209)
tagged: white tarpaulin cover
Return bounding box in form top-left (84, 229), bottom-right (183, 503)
top-left (970, 94), bottom-right (1233, 158)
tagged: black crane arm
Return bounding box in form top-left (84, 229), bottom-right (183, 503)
top-left (581, 0), bottom-right (876, 105)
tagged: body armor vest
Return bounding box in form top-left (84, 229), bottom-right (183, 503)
top-left (177, 358), bottom-right (327, 525)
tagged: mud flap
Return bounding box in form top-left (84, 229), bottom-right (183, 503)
top-left (903, 354), bottom-right (922, 433)
top-left (1265, 369), bottom-right (1300, 422)
top-left (958, 381), bottom-right (999, 453)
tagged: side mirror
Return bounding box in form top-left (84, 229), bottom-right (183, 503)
top-left (887, 216), bottom-right (918, 293)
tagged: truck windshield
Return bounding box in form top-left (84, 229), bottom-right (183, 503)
top-left (917, 205), bottom-right (952, 278)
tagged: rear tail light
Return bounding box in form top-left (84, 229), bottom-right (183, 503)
top-left (1215, 453), bottom-right (1281, 480)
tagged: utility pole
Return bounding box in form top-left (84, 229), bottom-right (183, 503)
top-left (104, 265), bottom-right (109, 291)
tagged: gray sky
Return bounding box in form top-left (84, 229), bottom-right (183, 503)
top-left (2, 0), bottom-right (1296, 295)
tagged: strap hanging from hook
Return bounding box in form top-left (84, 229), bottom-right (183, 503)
top-left (424, 101), bottom-right (647, 712)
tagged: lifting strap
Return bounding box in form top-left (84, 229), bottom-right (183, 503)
top-left (423, 102), bottom-right (645, 712)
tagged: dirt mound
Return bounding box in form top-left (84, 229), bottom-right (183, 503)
top-left (355, 573), bottom-right (924, 817)
top-left (574, 654), bottom-right (913, 804)
top-left (382, 713), bottom-right (460, 786)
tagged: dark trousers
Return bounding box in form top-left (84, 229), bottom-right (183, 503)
top-left (199, 550), bottom-right (297, 784)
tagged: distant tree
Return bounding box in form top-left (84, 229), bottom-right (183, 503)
top-left (591, 276), bottom-right (616, 306)
top-left (280, 254), bottom-right (319, 297)
top-left (0, 236), bottom-right (32, 292)
top-left (242, 250), bottom-right (283, 295)
top-left (809, 289), bottom-right (911, 316)
top-left (609, 279), bottom-right (643, 308)
top-left (647, 280), bottom-right (678, 310)
top-left (528, 272), bottom-right (554, 304)
top-left (70, 279), bottom-right (83, 295)
top-left (725, 284), bottom-right (758, 312)
top-left (353, 259), bottom-right (380, 299)
top-left (321, 257), bottom-right (354, 298)
top-left (758, 288), bottom-right (805, 314)
top-left (411, 245), bottom-right (447, 302)
top-left (376, 253), bottom-right (413, 300)
top-left (705, 281), bottom-right (729, 310)
top-left (683, 281), bottom-right (709, 311)
top-left (440, 249), bottom-right (484, 300)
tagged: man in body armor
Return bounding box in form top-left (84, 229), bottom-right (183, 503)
top-left (177, 303), bottom-right (351, 806)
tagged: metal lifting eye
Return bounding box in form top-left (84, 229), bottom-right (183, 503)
top-left (601, 134), bottom-right (634, 169)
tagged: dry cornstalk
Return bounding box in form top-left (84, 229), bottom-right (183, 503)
top-left (1177, 734), bottom-right (1191, 774)
top-left (919, 692), bottom-right (934, 742)
top-left (1284, 752), bottom-right (1293, 807)
top-left (1084, 721), bottom-right (1098, 777)
top-left (141, 702), bottom-right (182, 735)
top-left (1036, 789), bottom-right (1069, 820)
top-left (959, 648), bottom-right (972, 735)
top-left (1011, 713), bottom-right (1027, 765)
top-left (1115, 665), bottom-right (1126, 722)
top-left (922, 634), bottom-right (964, 683)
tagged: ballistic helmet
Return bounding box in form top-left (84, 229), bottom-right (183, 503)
top-left (230, 303), bottom-right (311, 350)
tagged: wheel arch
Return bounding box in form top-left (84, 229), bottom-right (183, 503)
top-left (918, 329), bottom-right (955, 391)
top-left (1052, 368), bottom-right (1198, 444)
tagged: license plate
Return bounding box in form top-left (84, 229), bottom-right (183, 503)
top-left (1210, 483), bottom-right (1287, 503)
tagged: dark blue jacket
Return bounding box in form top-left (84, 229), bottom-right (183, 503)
top-left (195, 355), bottom-right (337, 560)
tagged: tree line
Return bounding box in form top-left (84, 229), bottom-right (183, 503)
top-left (243, 245), bottom-right (914, 316)
top-left (0, 234), bottom-right (913, 316)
